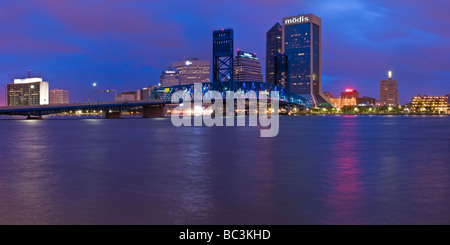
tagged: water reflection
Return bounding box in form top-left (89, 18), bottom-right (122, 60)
top-left (323, 119), bottom-right (365, 224)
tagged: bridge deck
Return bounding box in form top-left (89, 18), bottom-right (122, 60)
top-left (0, 100), bottom-right (167, 116)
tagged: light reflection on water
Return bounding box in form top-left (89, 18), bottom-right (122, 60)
top-left (0, 116), bottom-right (449, 224)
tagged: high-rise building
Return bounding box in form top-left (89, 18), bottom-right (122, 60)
top-left (341, 89), bottom-right (360, 99)
top-left (160, 67), bottom-right (181, 87)
top-left (266, 22), bottom-right (282, 84)
top-left (380, 71), bottom-right (399, 107)
top-left (7, 77), bottom-right (49, 106)
top-left (213, 28), bottom-right (234, 83)
top-left (274, 54), bottom-right (289, 88)
top-left (282, 14), bottom-right (331, 107)
top-left (172, 58), bottom-right (210, 85)
top-left (49, 89), bottom-right (69, 104)
top-left (234, 50), bottom-right (263, 82)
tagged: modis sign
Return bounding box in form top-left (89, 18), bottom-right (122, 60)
top-left (284, 15), bottom-right (310, 25)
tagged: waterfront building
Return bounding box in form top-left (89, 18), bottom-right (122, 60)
top-left (136, 85), bottom-right (158, 101)
top-left (282, 13), bottom-right (332, 107)
top-left (160, 67), bottom-right (181, 87)
top-left (329, 97), bottom-right (357, 109)
top-left (410, 95), bottom-right (448, 114)
top-left (115, 91), bottom-right (137, 102)
top-left (266, 22), bottom-right (282, 84)
top-left (341, 89), bottom-right (359, 100)
top-left (49, 89), bottom-right (69, 105)
top-left (173, 58), bottom-right (210, 85)
top-left (7, 77), bottom-right (49, 106)
top-left (357, 96), bottom-right (376, 106)
top-left (234, 50), bottom-right (263, 82)
top-left (380, 71), bottom-right (399, 107)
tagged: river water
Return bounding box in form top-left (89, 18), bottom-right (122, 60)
top-left (0, 115), bottom-right (449, 224)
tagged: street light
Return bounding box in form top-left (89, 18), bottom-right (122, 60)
top-left (29, 85), bottom-right (35, 105)
top-left (92, 82), bottom-right (100, 103)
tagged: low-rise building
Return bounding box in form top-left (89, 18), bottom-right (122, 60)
top-left (410, 95), bottom-right (448, 114)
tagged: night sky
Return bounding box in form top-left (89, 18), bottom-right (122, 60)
top-left (1, 0), bottom-right (449, 105)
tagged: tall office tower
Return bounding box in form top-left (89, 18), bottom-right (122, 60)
top-left (7, 77), bottom-right (49, 106)
top-left (212, 28), bottom-right (234, 83)
top-left (266, 22), bottom-right (282, 84)
top-left (49, 89), bottom-right (69, 104)
top-left (160, 67), bottom-right (181, 87)
top-left (380, 71), bottom-right (399, 106)
top-left (173, 57), bottom-right (210, 85)
top-left (282, 14), bottom-right (331, 107)
top-left (274, 54), bottom-right (289, 88)
top-left (234, 50), bottom-right (263, 82)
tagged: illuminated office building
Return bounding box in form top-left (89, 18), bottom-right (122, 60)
top-left (49, 89), bottom-right (69, 104)
top-left (173, 58), bottom-right (210, 85)
top-left (7, 77), bottom-right (49, 106)
top-left (266, 22), bottom-right (282, 84)
top-left (282, 13), bottom-right (331, 107)
top-left (341, 89), bottom-right (359, 100)
top-left (380, 71), bottom-right (399, 107)
top-left (234, 50), bottom-right (263, 82)
top-left (160, 67), bottom-right (181, 87)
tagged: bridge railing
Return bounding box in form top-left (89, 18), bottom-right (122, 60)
top-left (148, 82), bottom-right (310, 107)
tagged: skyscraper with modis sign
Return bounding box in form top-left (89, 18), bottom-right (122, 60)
top-left (282, 13), bottom-right (332, 107)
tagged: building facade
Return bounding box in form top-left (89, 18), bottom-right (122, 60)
top-left (234, 50), bottom-right (263, 82)
top-left (341, 89), bottom-right (359, 100)
top-left (329, 97), bottom-right (357, 109)
top-left (266, 22), bottom-right (282, 84)
top-left (282, 14), bottom-right (331, 107)
top-left (380, 71), bottom-right (399, 107)
top-left (160, 67), bottom-right (181, 87)
top-left (357, 96), bottom-right (376, 105)
top-left (115, 91), bottom-right (137, 102)
top-left (136, 85), bottom-right (158, 101)
top-left (410, 95), bottom-right (448, 114)
top-left (49, 89), bottom-right (69, 105)
top-left (172, 58), bottom-right (210, 85)
top-left (7, 77), bottom-right (49, 106)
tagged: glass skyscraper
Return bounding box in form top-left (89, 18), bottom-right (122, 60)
top-left (282, 14), bottom-right (331, 107)
top-left (266, 22), bottom-right (282, 85)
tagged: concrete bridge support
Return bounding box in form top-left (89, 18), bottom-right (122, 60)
top-left (142, 105), bottom-right (166, 118)
top-left (26, 116), bottom-right (43, 120)
top-left (105, 111), bottom-right (122, 119)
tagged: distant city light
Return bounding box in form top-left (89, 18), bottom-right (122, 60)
top-left (93, 83), bottom-right (97, 87)
top-left (388, 71), bottom-right (392, 79)
top-left (345, 89), bottom-right (353, 93)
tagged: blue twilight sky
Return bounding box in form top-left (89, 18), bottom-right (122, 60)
top-left (0, 0), bottom-right (449, 105)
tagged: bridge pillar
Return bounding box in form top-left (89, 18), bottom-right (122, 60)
top-left (26, 115), bottom-right (43, 120)
top-left (105, 111), bottom-right (122, 119)
top-left (142, 105), bottom-right (166, 118)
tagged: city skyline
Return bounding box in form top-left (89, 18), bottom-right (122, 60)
top-left (1, 0), bottom-right (449, 106)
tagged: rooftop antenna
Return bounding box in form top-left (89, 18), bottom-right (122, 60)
top-left (28, 69), bottom-right (31, 78)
